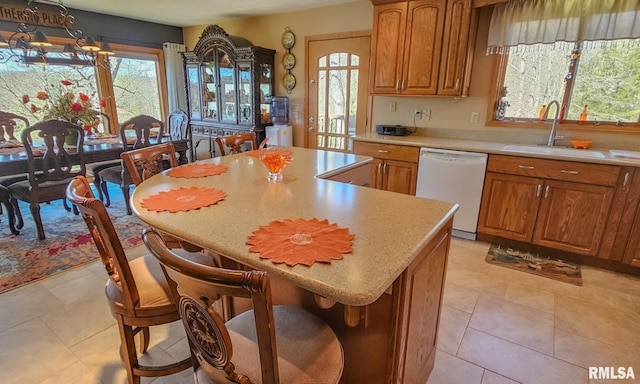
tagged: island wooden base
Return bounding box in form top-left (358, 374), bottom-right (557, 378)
top-left (219, 220), bottom-right (453, 383)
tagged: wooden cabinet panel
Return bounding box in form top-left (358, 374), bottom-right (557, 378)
top-left (385, 159), bottom-right (418, 195)
top-left (369, 0), bottom-right (472, 96)
top-left (326, 164), bottom-right (371, 186)
top-left (438, 0), bottom-right (472, 95)
top-left (478, 172), bottom-right (541, 242)
top-left (353, 141), bottom-right (419, 162)
top-left (534, 180), bottom-right (614, 256)
top-left (402, 0), bottom-right (444, 95)
top-left (370, 2), bottom-right (407, 93)
top-left (354, 141), bottom-right (418, 194)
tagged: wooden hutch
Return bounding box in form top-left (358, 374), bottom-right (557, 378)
top-left (184, 25), bottom-right (275, 160)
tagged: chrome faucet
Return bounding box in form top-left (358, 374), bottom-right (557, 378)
top-left (541, 100), bottom-right (563, 146)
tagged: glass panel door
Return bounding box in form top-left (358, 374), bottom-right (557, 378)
top-left (259, 63), bottom-right (273, 124)
top-left (202, 56), bottom-right (217, 120)
top-left (218, 49), bottom-right (236, 123)
top-left (186, 64), bottom-right (201, 120)
top-left (238, 63), bottom-right (252, 124)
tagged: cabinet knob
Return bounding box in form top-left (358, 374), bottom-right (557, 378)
top-left (310, 79), bottom-right (315, 85)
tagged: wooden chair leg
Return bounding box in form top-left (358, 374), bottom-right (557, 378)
top-left (100, 180), bottom-right (111, 207)
top-left (93, 174), bottom-right (104, 202)
top-left (11, 199), bottom-right (23, 229)
top-left (139, 327), bottom-right (150, 354)
top-left (3, 200), bottom-right (19, 235)
top-left (29, 202), bottom-right (45, 240)
top-left (63, 198), bottom-right (72, 212)
top-left (122, 184), bottom-right (132, 215)
top-left (116, 318), bottom-right (141, 384)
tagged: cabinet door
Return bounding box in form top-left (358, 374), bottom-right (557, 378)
top-left (401, 0), bottom-right (445, 95)
top-left (478, 172), bottom-right (542, 242)
top-left (385, 159), bottom-right (417, 195)
top-left (186, 63), bottom-right (202, 120)
top-left (370, 2), bottom-right (407, 94)
top-left (533, 180), bottom-right (614, 256)
top-left (437, 0), bottom-right (472, 95)
top-left (237, 63), bottom-right (252, 125)
top-left (218, 49), bottom-right (236, 123)
top-left (369, 158), bottom-right (385, 190)
top-left (623, 207), bottom-right (640, 268)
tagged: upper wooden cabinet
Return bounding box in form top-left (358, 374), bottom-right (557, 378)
top-left (369, 0), bottom-right (473, 96)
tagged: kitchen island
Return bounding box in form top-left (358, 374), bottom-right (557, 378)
top-left (131, 147), bottom-right (458, 383)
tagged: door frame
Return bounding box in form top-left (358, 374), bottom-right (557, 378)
top-left (304, 30), bottom-right (372, 149)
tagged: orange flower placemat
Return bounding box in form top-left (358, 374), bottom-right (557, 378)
top-left (246, 218), bottom-right (354, 266)
top-left (141, 186), bottom-right (226, 213)
top-left (167, 163), bottom-right (229, 178)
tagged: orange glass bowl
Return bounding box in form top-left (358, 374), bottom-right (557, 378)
top-left (570, 140), bottom-right (592, 149)
top-left (258, 149), bottom-right (293, 182)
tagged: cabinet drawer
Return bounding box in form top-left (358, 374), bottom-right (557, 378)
top-left (487, 155), bottom-right (620, 186)
top-left (353, 141), bottom-right (419, 162)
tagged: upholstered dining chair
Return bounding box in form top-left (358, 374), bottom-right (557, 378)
top-left (65, 175), bottom-right (198, 384)
top-left (99, 115), bottom-right (164, 215)
top-left (143, 227), bottom-right (345, 384)
top-left (215, 131), bottom-right (257, 156)
top-left (9, 120), bottom-right (85, 239)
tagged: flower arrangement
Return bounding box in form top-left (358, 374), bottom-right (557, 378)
top-left (22, 79), bottom-right (106, 135)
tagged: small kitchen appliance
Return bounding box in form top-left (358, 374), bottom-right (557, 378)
top-left (376, 124), bottom-right (412, 136)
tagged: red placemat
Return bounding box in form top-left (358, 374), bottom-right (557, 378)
top-left (140, 186), bottom-right (226, 213)
top-left (167, 163), bottom-right (229, 178)
top-left (246, 218), bottom-right (354, 266)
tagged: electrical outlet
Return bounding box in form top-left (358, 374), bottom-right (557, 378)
top-left (422, 109), bottom-right (431, 121)
top-left (390, 101), bottom-right (397, 112)
top-left (414, 109), bottom-right (422, 119)
top-left (470, 111), bottom-right (479, 123)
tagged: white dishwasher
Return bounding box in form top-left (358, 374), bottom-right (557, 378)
top-left (415, 148), bottom-right (487, 240)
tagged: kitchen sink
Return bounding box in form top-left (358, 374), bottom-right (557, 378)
top-left (502, 145), bottom-right (607, 159)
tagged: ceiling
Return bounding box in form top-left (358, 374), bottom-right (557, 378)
top-left (62, 0), bottom-right (359, 27)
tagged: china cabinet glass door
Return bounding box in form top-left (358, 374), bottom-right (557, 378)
top-left (218, 49), bottom-right (236, 123)
top-left (238, 63), bottom-right (252, 124)
top-left (186, 64), bottom-right (201, 120)
top-left (202, 56), bottom-right (218, 120)
top-left (259, 63), bottom-right (273, 124)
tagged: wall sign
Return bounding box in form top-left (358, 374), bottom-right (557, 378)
top-left (0, 3), bottom-right (72, 29)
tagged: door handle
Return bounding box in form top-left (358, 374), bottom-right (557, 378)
top-left (536, 184), bottom-right (542, 198)
top-left (561, 170), bottom-right (579, 175)
top-left (518, 165), bottom-right (534, 169)
top-left (454, 78), bottom-right (460, 91)
top-left (378, 150), bottom-right (389, 153)
top-left (623, 172), bottom-right (630, 188)
top-left (544, 185), bottom-right (550, 198)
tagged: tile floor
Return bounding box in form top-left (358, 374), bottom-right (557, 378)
top-left (1, 238), bottom-right (639, 384)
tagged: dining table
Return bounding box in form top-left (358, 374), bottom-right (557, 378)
top-left (130, 146), bottom-right (458, 383)
top-left (0, 136), bottom-right (189, 177)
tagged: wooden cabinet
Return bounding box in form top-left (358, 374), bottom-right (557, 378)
top-left (184, 25), bottom-right (275, 159)
top-left (353, 141), bottom-right (419, 194)
top-left (369, 0), bottom-right (473, 96)
top-left (325, 163), bottom-right (371, 186)
top-left (478, 155), bottom-right (620, 256)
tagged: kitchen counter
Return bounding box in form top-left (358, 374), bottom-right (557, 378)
top-left (353, 132), bottom-right (640, 166)
top-left (131, 146), bottom-right (458, 383)
top-left (131, 147), bottom-right (457, 306)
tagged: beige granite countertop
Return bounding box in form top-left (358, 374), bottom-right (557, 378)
top-left (353, 133), bottom-right (640, 167)
top-left (131, 147), bottom-right (458, 306)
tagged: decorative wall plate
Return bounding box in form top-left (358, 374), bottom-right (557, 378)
top-left (282, 52), bottom-right (296, 70)
top-left (282, 73), bottom-right (296, 93)
top-left (281, 27), bottom-right (295, 49)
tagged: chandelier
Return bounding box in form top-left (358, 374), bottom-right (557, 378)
top-left (0, 0), bottom-right (114, 67)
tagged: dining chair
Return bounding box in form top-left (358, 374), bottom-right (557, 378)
top-left (8, 120), bottom-right (86, 239)
top-left (85, 112), bottom-right (120, 203)
top-left (0, 111), bottom-right (29, 142)
top-left (142, 227), bottom-right (345, 384)
top-left (99, 115), bottom-right (164, 215)
top-left (166, 109), bottom-right (191, 163)
top-left (120, 142), bottom-right (205, 253)
top-left (65, 175), bottom-right (200, 384)
top-left (215, 131), bottom-right (257, 156)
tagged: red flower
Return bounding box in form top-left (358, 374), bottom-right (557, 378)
top-left (100, 99), bottom-right (106, 108)
top-left (30, 104), bottom-right (38, 113)
top-left (79, 93), bottom-right (90, 102)
top-left (70, 102), bottom-right (83, 112)
top-left (61, 80), bottom-right (73, 86)
top-left (83, 124), bottom-right (92, 132)
top-left (22, 95), bottom-right (29, 104)
top-left (36, 91), bottom-right (49, 100)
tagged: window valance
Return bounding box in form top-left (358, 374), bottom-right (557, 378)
top-left (487, 0), bottom-right (640, 53)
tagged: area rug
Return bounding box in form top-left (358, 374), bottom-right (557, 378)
top-left (0, 184), bottom-right (144, 294)
top-left (486, 244), bottom-right (582, 286)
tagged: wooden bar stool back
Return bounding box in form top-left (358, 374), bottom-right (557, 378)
top-left (65, 176), bottom-right (191, 383)
top-left (215, 132), bottom-right (257, 156)
top-left (143, 228), bottom-right (344, 384)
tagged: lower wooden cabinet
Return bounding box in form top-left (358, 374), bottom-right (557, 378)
top-left (478, 155), bottom-right (619, 257)
top-left (353, 141), bottom-right (419, 195)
